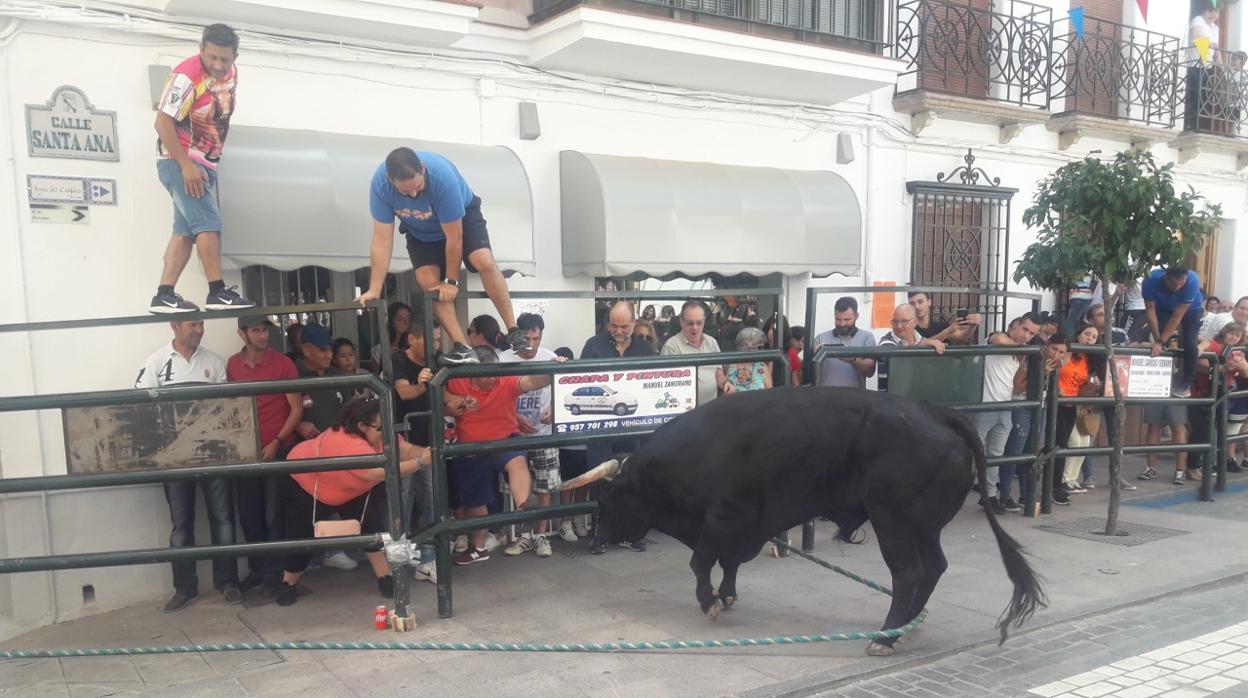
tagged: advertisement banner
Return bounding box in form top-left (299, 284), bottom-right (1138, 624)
top-left (553, 367), bottom-right (698, 434)
top-left (1105, 355), bottom-right (1173, 398)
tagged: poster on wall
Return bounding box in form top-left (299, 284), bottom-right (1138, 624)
top-left (1104, 355), bottom-right (1173, 398)
top-left (26, 86), bottom-right (119, 161)
top-left (552, 367), bottom-right (697, 435)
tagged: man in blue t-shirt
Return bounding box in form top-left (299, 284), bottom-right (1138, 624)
top-left (356, 147), bottom-right (525, 365)
top-left (1142, 265), bottom-right (1205, 396)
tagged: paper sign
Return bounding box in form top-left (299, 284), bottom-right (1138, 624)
top-left (552, 367), bottom-right (697, 434)
top-left (30, 204), bottom-right (89, 224)
top-left (871, 282), bottom-right (895, 329)
top-left (27, 174), bottom-right (117, 206)
top-left (1105, 355), bottom-right (1173, 398)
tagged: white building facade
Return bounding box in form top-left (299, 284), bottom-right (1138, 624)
top-left (0, 0), bottom-right (1245, 638)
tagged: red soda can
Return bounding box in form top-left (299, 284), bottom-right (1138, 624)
top-left (374, 605), bottom-right (389, 630)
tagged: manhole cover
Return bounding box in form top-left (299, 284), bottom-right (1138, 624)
top-left (1035, 516), bottom-right (1188, 547)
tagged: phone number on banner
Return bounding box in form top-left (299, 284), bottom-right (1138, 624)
top-left (554, 415), bottom-right (676, 434)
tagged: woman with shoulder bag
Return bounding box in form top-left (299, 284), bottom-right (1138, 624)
top-left (1054, 324), bottom-right (1101, 503)
top-left (277, 395), bottom-right (430, 607)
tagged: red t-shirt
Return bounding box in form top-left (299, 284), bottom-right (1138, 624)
top-left (1194, 340), bottom-right (1227, 398)
top-left (787, 347), bottom-right (802, 378)
top-left (448, 376), bottom-right (523, 443)
top-left (227, 347), bottom-right (298, 446)
top-left (288, 428), bottom-right (390, 505)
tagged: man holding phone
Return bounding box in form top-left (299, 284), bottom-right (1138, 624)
top-left (908, 291), bottom-right (982, 344)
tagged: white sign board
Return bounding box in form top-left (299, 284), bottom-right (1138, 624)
top-left (30, 204), bottom-right (89, 224)
top-left (26, 86), bottom-right (119, 162)
top-left (27, 175), bottom-right (117, 206)
top-left (1106, 356), bottom-right (1173, 398)
top-left (552, 367), bottom-right (697, 435)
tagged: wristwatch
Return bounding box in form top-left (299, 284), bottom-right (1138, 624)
top-left (443, 278), bottom-right (459, 287)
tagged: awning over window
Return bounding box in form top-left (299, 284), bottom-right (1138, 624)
top-left (218, 126), bottom-right (534, 275)
top-left (559, 151), bottom-right (862, 278)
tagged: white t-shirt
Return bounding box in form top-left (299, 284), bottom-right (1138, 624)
top-left (982, 350), bottom-right (1020, 403)
top-left (1091, 279), bottom-right (1145, 311)
top-left (1189, 15), bottom-right (1219, 63)
top-left (1200, 313), bottom-right (1232, 341)
top-left (498, 346), bottom-right (557, 436)
top-left (135, 342), bottom-right (227, 388)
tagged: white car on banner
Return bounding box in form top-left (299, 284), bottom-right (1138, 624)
top-left (553, 367), bottom-right (698, 434)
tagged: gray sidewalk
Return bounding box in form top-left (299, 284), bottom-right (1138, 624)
top-left (3, 456), bottom-right (1247, 697)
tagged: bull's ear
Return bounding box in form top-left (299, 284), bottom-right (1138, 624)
top-left (561, 458), bottom-right (621, 490)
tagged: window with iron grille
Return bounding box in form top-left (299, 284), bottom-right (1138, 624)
top-left (906, 150), bottom-right (1017, 336)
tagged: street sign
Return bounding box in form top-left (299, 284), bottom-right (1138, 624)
top-left (30, 204), bottom-right (89, 224)
top-left (26, 86), bottom-right (119, 162)
top-left (27, 175), bottom-right (117, 206)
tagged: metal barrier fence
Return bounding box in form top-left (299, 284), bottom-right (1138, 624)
top-left (409, 287), bottom-right (792, 618)
top-left (0, 302), bottom-right (422, 626)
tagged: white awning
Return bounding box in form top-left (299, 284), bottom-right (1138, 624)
top-left (559, 151), bottom-right (862, 278)
top-left (218, 126), bottom-right (535, 275)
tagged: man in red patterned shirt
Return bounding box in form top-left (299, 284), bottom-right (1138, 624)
top-left (149, 24), bottom-right (255, 314)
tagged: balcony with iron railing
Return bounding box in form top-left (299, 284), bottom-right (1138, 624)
top-left (1178, 47), bottom-right (1247, 140)
top-left (530, 0), bottom-right (891, 50)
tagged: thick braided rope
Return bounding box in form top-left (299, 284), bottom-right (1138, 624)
top-left (1, 537), bottom-right (926, 659)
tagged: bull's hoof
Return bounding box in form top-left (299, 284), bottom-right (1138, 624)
top-left (721, 595), bottom-right (736, 609)
top-left (767, 543), bottom-right (781, 558)
top-left (866, 641), bottom-right (895, 657)
top-left (705, 599), bottom-right (723, 622)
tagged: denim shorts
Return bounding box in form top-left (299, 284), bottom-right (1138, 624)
top-left (156, 158), bottom-right (222, 237)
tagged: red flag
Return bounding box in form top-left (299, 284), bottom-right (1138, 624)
top-left (1136, 0), bottom-right (1148, 21)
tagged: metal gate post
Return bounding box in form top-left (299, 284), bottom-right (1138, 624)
top-left (1200, 362), bottom-right (1220, 502)
top-left (1041, 372), bottom-right (1059, 515)
top-left (1023, 351), bottom-right (1044, 518)
top-left (1216, 361), bottom-right (1229, 494)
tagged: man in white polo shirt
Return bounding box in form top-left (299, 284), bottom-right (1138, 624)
top-left (661, 300), bottom-right (727, 405)
top-left (135, 319), bottom-right (241, 612)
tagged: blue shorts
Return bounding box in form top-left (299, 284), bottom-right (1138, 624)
top-left (448, 450), bottom-right (525, 509)
top-left (157, 159), bottom-right (222, 237)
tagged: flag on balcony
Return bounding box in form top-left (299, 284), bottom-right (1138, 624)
top-left (1068, 7), bottom-right (1084, 38)
top-left (1193, 36), bottom-right (1211, 64)
top-left (1135, 0), bottom-right (1147, 21)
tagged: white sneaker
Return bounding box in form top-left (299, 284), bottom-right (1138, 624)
top-left (323, 551), bottom-right (358, 571)
top-left (558, 520), bottom-right (578, 543)
top-left (505, 535), bottom-right (534, 556)
top-left (484, 532), bottom-right (504, 551)
top-left (534, 535), bottom-right (553, 558)
top-left (416, 561), bottom-right (437, 584)
top-left (453, 534), bottom-right (469, 553)
top-left (574, 518), bottom-right (590, 538)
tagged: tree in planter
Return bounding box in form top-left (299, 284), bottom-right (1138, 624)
top-left (1013, 150), bottom-right (1220, 536)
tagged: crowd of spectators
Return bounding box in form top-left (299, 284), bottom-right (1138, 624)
top-left (133, 268), bottom-right (1247, 610)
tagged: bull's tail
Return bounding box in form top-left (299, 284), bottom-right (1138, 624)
top-left (942, 407), bottom-right (1048, 644)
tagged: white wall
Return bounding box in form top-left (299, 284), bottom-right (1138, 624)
top-left (0, 7), bottom-right (1245, 638)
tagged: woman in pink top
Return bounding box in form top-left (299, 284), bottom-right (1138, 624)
top-left (277, 396), bottom-right (429, 606)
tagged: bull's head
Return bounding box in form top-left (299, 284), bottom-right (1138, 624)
top-left (562, 457), bottom-right (649, 546)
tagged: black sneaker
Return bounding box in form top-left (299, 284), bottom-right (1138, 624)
top-left (439, 342), bottom-right (480, 366)
top-left (275, 582), bottom-right (298, 607)
top-left (149, 289), bottom-right (198, 314)
top-left (1052, 491), bottom-right (1071, 506)
top-left (618, 540), bottom-right (647, 552)
top-left (162, 590), bottom-right (197, 612)
top-left (377, 575), bottom-right (394, 599)
top-left (238, 572), bottom-right (265, 593)
top-left (589, 540), bottom-right (608, 555)
top-left (219, 582), bottom-right (243, 604)
top-left (204, 285), bottom-right (255, 310)
top-left (1227, 459), bottom-right (1244, 473)
top-left (987, 498), bottom-right (1006, 515)
top-left (999, 496), bottom-right (1021, 513)
top-left (507, 327), bottom-right (528, 353)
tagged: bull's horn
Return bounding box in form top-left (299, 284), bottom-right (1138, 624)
top-left (560, 458), bottom-right (620, 490)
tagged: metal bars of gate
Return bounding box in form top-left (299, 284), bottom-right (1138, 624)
top-left (1217, 344), bottom-right (1248, 499)
top-left (1042, 345), bottom-right (1223, 513)
top-left (0, 302), bottom-right (419, 623)
top-left (412, 288), bottom-right (789, 619)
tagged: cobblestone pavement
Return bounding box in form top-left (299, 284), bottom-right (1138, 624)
top-left (816, 577), bottom-right (1248, 698)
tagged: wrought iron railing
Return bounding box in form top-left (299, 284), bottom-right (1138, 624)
top-left (531, 0), bottom-right (890, 47)
top-left (1049, 15), bottom-right (1179, 127)
top-left (1179, 47), bottom-right (1248, 139)
top-left (893, 0), bottom-right (1052, 109)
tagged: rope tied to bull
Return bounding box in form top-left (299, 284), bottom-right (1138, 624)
top-left (0, 538), bottom-right (925, 660)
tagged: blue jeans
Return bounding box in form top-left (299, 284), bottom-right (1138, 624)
top-left (1157, 308), bottom-right (1204, 388)
top-left (165, 479), bottom-right (237, 595)
top-left (1002, 408), bottom-right (1033, 502)
top-left (974, 411), bottom-right (1012, 499)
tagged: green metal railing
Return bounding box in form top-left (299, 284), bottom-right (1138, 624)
top-left (0, 302), bottom-right (420, 622)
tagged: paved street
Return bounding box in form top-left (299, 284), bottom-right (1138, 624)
top-left (2, 458), bottom-right (1246, 697)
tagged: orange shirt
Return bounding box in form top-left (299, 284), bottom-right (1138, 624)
top-left (448, 376), bottom-right (523, 443)
top-left (1059, 354), bottom-right (1090, 397)
top-left (288, 428), bottom-right (395, 505)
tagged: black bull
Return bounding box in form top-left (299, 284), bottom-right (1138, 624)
top-left (566, 387), bottom-right (1045, 653)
